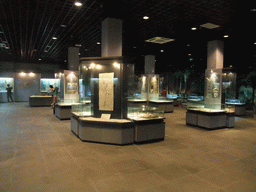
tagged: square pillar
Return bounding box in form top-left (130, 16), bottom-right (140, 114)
top-left (68, 47), bottom-right (79, 70)
top-left (101, 18), bottom-right (122, 57)
top-left (145, 55), bottom-right (155, 74)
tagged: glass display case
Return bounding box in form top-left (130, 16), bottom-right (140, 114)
top-left (222, 70), bottom-right (237, 103)
top-left (79, 56), bottom-right (134, 119)
top-left (127, 106), bottom-right (164, 120)
top-left (0, 78), bottom-right (14, 92)
top-left (71, 103), bottom-right (91, 117)
top-left (204, 68), bottom-right (222, 109)
top-left (40, 78), bottom-right (60, 92)
top-left (167, 94), bottom-right (177, 100)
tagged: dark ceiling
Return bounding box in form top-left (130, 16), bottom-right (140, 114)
top-left (0, 0), bottom-right (256, 71)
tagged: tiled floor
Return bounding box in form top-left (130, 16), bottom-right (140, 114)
top-left (1, 102), bottom-right (256, 192)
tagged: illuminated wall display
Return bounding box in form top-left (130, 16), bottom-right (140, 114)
top-left (40, 78), bottom-right (61, 92)
top-left (0, 78), bottom-right (14, 92)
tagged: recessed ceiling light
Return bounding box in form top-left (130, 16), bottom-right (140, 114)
top-left (39, 58), bottom-right (41, 61)
top-left (44, 50), bottom-right (48, 52)
top-left (75, 44), bottom-right (82, 47)
top-left (145, 37), bottom-right (175, 44)
top-left (75, 1), bottom-right (82, 6)
top-left (191, 27), bottom-right (197, 30)
top-left (224, 35), bottom-right (229, 38)
top-left (61, 25), bottom-right (67, 27)
top-left (161, 50), bottom-right (164, 52)
top-left (251, 9), bottom-right (256, 12)
top-left (200, 23), bottom-right (220, 29)
top-left (188, 54), bottom-right (191, 56)
top-left (97, 42), bottom-right (101, 44)
top-left (143, 16), bottom-right (149, 20)
top-left (52, 37), bottom-right (57, 40)
top-left (254, 42), bottom-right (256, 44)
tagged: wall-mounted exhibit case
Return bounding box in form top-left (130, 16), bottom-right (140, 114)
top-left (40, 78), bottom-right (60, 93)
top-left (71, 56), bottom-right (165, 145)
top-left (0, 78), bottom-right (14, 92)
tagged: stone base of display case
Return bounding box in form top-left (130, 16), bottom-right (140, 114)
top-left (55, 104), bottom-right (72, 120)
top-left (133, 118), bottom-right (165, 143)
top-left (235, 105), bottom-right (246, 116)
top-left (150, 101), bottom-right (174, 113)
top-left (186, 109), bottom-right (234, 129)
top-left (78, 117), bottom-right (135, 145)
top-left (29, 96), bottom-right (52, 107)
top-left (71, 115), bottom-right (79, 137)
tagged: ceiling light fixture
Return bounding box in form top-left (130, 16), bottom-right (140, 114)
top-left (250, 9), bottom-right (256, 12)
top-left (145, 37), bottom-right (175, 44)
top-left (200, 23), bottom-right (220, 29)
top-left (191, 27), bottom-right (197, 30)
top-left (52, 37), bottom-right (57, 40)
top-left (75, 1), bottom-right (82, 6)
top-left (97, 42), bottom-right (101, 44)
top-left (61, 25), bottom-right (67, 28)
top-left (143, 16), bottom-right (149, 20)
top-left (224, 35), bottom-right (229, 38)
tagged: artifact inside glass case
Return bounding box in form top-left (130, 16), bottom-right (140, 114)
top-left (127, 106), bottom-right (164, 120)
top-left (0, 78), bottom-right (14, 92)
top-left (40, 78), bottom-right (60, 92)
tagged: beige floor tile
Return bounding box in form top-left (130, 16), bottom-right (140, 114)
top-left (196, 168), bottom-right (240, 188)
top-left (1, 103), bottom-right (256, 191)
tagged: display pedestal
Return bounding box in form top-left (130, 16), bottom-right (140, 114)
top-left (150, 100), bottom-right (174, 113)
top-left (55, 103), bottom-right (72, 120)
top-left (186, 109), bottom-right (233, 129)
top-left (71, 112), bottom-right (92, 137)
top-left (226, 113), bottom-right (235, 128)
top-left (132, 118), bottom-right (165, 143)
top-left (235, 105), bottom-right (246, 116)
top-left (29, 95), bottom-right (52, 107)
top-left (78, 117), bottom-right (135, 145)
top-left (225, 103), bottom-right (246, 116)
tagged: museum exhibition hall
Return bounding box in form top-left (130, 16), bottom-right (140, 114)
top-left (1, 0), bottom-right (256, 191)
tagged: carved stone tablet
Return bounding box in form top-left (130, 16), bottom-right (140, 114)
top-left (99, 72), bottom-right (114, 111)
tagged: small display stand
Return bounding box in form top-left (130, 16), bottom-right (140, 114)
top-left (70, 102), bottom-right (91, 137)
top-left (128, 106), bottom-right (165, 143)
top-left (55, 103), bottom-right (73, 120)
top-left (186, 108), bottom-right (234, 129)
top-left (29, 95), bottom-right (52, 107)
top-left (150, 99), bottom-right (174, 113)
top-left (226, 100), bottom-right (246, 116)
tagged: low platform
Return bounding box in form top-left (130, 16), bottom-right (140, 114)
top-left (78, 117), bottom-right (135, 145)
top-left (29, 95), bottom-right (52, 107)
top-left (186, 108), bottom-right (235, 129)
top-left (150, 100), bottom-right (174, 113)
top-left (55, 103), bottom-right (72, 120)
